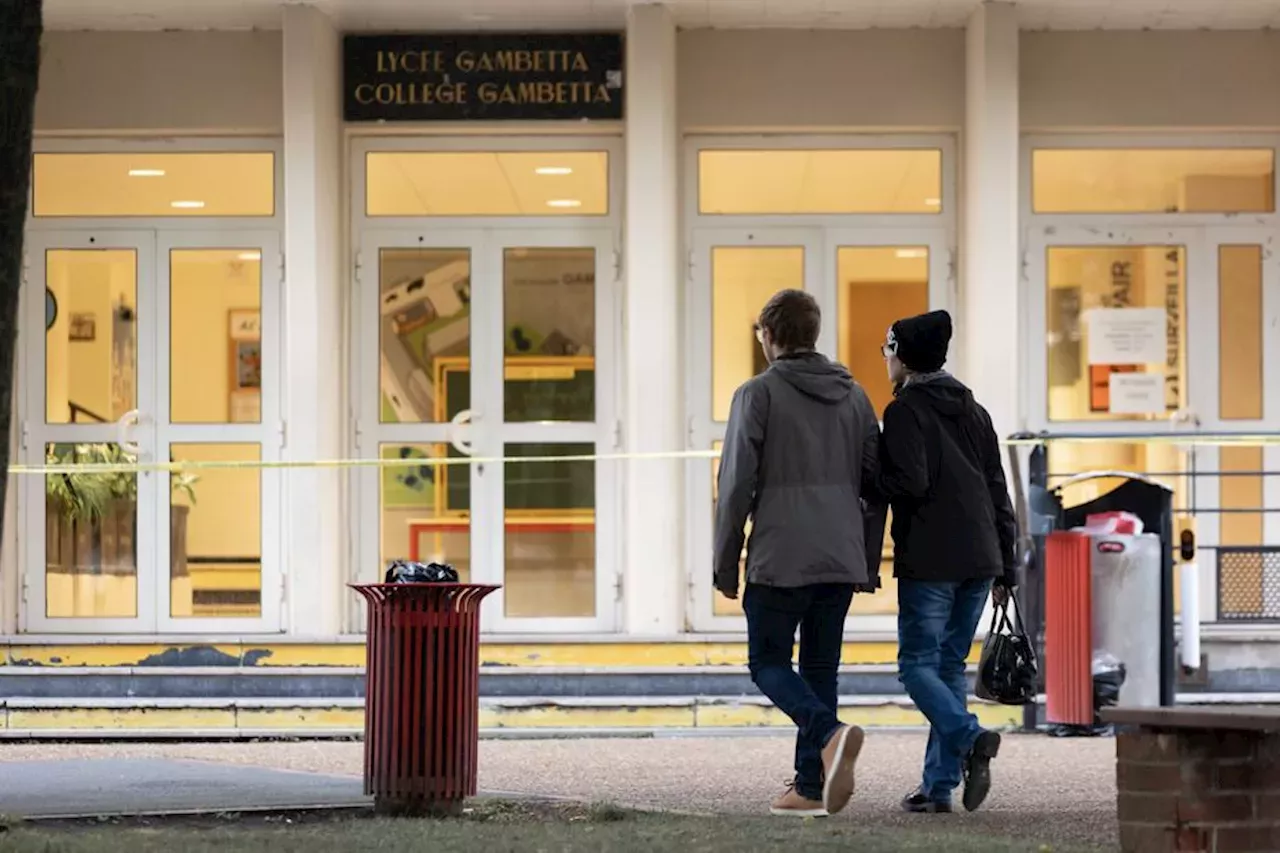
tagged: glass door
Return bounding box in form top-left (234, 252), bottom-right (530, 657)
top-left (22, 230), bottom-right (159, 632)
top-left (686, 228), bottom-right (824, 631)
top-left (154, 232), bottom-right (284, 632)
top-left (478, 230), bottom-right (617, 632)
top-left (355, 229), bottom-right (617, 632)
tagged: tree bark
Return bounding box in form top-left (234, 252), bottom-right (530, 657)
top-left (0, 0), bottom-right (43, 548)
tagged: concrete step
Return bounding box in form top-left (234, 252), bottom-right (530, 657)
top-left (0, 663), bottom-right (926, 700)
top-left (2, 693), bottom-right (1276, 740)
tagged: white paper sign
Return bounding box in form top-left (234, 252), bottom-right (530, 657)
top-left (1086, 308), bottom-right (1167, 365)
top-left (1108, 372), bottom-right (1166, 415)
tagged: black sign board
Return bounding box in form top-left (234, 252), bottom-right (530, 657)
top-left (343, 33), bottom-right (624, 122)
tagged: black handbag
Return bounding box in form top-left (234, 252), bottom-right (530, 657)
top-left (975, 593), bottom-right (1038, 706)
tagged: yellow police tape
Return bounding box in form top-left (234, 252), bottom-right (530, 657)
top-left (8, 433), bottom-right (1280, 475)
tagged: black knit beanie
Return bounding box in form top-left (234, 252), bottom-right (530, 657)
top-left (889, 310), bottom-right (953, 373)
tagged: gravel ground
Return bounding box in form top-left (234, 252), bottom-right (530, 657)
top-left (0, 732), bottom-right (1119, 849)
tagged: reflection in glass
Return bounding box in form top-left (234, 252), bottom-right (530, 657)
top-left (836, 247), bottom-right (929, 418)
top-left (170, 444), bottom-right (262, 619)
top-left (170, 250), bottom-right (263, 424)
top-left (34, 152), bottom-right (275, 217)
top-left (1032, 149), bottom-right (1275, 214)
top-left (503, 443), bottom-right (595, 618)
top-left (44, 443), bottom-right (138, 618)
top-left (699, 149), bottom-right (943, 215)
top-left (46, 249), bottom-right (137, 425)
top-left (380, 443), bottom-right (471, 582)
top-left (1219, 246), bottom-right (1264, 421)
top-left (504, 248), bottom-right (595, 422)
top-left (366, 151), bottom-right (609, 216)
top-left (378, 249), bottom-right (471, 424)
top-left (1045, 246), bottom-right (1186, 422)
top-left (712, 246), bottom-right (804, 421)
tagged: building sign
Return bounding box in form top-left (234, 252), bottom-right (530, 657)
top-left (343, 33), bottom-right (624, 122)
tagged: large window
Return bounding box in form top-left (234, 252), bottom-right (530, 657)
top-left (366, 151), bottom-right (608, 217)
top-left (33, 152), bottom-right (275, 218)
top-left (1032, 149), bottom-right (1275, 214)
top-left (699, 149), bottom-right (942, 215)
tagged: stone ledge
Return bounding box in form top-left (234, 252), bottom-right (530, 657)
top-left (1104, 706), bottom-right (1280, 733)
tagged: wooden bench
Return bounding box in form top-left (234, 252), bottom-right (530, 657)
top-left (1102, 707), bottom-right (1280, 853)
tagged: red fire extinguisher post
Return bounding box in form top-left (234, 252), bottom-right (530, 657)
top-left (350, 582), bottom-right (500, 816)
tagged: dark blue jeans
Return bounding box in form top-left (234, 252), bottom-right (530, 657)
top-left (897, 577), bottom-right (993, 804)
top-left (744, 582), bottom-right (854, 801)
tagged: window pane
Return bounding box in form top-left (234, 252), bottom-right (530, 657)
top-left (170, 443), bottom-right (261, 619)
top-left (1046, 246), bottom-right (1186, 422)
top-left (1218, 446), bottom-right (1268, 619)
top-left (698, 150), bottom-right (942, 215)
top-left (712, 246), bottom-right (803, 421)
top-left (379, 248), bottom-right (471, 424)
top-left (381, 443), bottom-right (471, 581)
top-left (33, 153), bottom-right (275, 217)
top-left (504, 443), bottom-right (594, 618)
top-left (503, 247), bottom-right (595, 423)
top-left (1032, 149), bottom-right (1275, 214)
top-left (1219, 246), bottom-right (1264, 421)
top-left (45, 443), bottom-right (137, 618)
top-left (46, 249), bottom-right (136, 425)
top-left (170, 250), bottom-right (263, 424)
top-left (366, 151), bottom-right (608, 216)
top-left (836, 246), bottom-right (930, 418)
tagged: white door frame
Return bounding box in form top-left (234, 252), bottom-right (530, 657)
top-left (22, 230), bottom-right (160, 633)
top-left (1023, 223), bottom-right (1280, 623)
top-left (352, 228), bottom-right (620, 633)
top-left (20, 229), bottom-right (286, 634)
top-left (685, 226), bottom-right (953, 635)
top-left (153, 230), bottom-right (285, 634)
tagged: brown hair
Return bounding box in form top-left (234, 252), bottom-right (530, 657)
top-left (759, 289), bottom-right (821, 353)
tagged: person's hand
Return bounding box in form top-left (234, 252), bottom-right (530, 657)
top-left (719, 587), bottom-right (739, 601)
top-left (992, 583), bottom-right (1012, 607)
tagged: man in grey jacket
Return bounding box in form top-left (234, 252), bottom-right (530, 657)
top-left (714, 289), bottom-right (884, 818)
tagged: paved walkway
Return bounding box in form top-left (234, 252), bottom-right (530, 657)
top-left (0, 732), bottom-right (1118, 848)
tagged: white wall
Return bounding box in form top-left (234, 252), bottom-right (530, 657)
top-left (678, 29), bottom-right (965, 130)
top-left (36, 31), bottom-right (283, 133)
top-left (1022, 31), bottom-right (1280, 130)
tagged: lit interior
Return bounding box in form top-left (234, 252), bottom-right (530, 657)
top-left (33, 153), bottom-right (275, 217)
top-left (366, 151), bottom-right (609, 216)
top-left (699, 149), bottom-right (943, 215)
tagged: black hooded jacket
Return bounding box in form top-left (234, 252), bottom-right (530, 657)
top-left (878, 373), bottom-right (1017, 585)
top-left (714, 352), bottom-right (882, 593)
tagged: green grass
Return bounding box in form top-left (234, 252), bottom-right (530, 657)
top-left (0, 800), bottom-right (1107, 853)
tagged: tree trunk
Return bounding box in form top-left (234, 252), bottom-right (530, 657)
top-left (0, 1), bottom-right (43, 548)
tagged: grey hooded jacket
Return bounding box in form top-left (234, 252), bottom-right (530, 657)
top-left (713, 352), bottom-right (883, 593)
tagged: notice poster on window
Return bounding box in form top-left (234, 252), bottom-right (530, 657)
top-left (1086, 307), bottom-right (1167, 366)
top-left (1108, 372), bottom-right (1166, 415)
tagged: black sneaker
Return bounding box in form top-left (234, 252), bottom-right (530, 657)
top-left (962, 730), bottom-right (1002, 812)
top-left (901, 789), bottom-right (953, 814)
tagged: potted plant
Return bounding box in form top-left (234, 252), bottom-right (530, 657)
top-left (45, 443), bottom-right (198, 590)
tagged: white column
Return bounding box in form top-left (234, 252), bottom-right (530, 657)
top-left (623, 5), bottom-right (682, 635)
top-left (281, 5), bottom-right (343, 636)
top-left (963, 1), bottom-right (1021, 437)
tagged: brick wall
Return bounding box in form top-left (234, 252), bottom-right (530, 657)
top-left (1117, 728), bottom-right (1280, 853)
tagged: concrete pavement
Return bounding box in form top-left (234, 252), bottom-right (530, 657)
top-left (0, 732), bottom-right (1118, 848)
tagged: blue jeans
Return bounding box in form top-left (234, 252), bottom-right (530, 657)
top-left (744, 582), bottom-right (853, 802)
top-left (897, 577), bottom-right (993, 804)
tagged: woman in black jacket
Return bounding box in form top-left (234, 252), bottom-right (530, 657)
top-left (877, 310), bottom-right (1018, 815)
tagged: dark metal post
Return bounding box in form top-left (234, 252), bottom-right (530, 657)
top-left (1023, 442), bottom-right (1049, 732)
top-left (1158, 491), bottom-right (1176, 707)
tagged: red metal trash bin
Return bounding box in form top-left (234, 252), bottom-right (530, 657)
top-left (351, 582), bottom-right (499, 815)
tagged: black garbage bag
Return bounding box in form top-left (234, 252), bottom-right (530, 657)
top-left (384, 559), bottom-right (460, 584)
top-left (1048, 653), bottom-right (1127, 738)
top-left (975, 594), bottom-right (1038, 706)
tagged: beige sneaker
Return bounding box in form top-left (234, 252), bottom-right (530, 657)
top-left (821, 724), bottom-right (865, 815)
top-left (769, 780), bottom-right (828, 818)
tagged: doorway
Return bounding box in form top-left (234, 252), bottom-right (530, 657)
top-left (20, 229), bottom-right (284, 633)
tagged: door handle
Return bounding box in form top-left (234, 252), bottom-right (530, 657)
top-left (115, 409), bottom-right (141, 458)
top-left (449, 408), bottom-right (475, 456)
